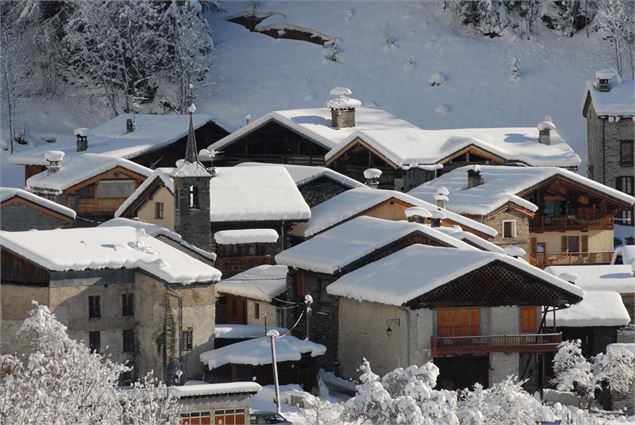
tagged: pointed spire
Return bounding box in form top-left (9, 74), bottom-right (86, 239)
top-left (184, 105), bottom-right (198, 163)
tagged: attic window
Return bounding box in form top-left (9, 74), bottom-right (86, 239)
top-left (189, 185), bottom-right (199, 209)
top-left (502, 220), bottom-right (516, 239)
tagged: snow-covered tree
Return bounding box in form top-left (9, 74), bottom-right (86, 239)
top-left (596, 0), bottom-right (635, 78)
top-left (0, 303), bottom-right (180, 425)
top-left (510, 57), bottom-right (520, 81)
top-left (451, 0), bottom-right (511, 38)
top-left (551, 339), bottom-right (595, 401)
top-left (540, 1), bottom-right (597, 37)
top-left (162, 0), bottom-right (214, 114)
top-left (592, 347), bottom-right (635, 394)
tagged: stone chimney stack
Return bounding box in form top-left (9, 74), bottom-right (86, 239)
top-left (405, 207), bottom-right (431, 224)
top-left (537, 117), bottom-right (556, 145)
top-left (327, 87), bottom-right (361, 129)
top-left (363, 168), bottom-right (382, 188)
top-left (467, 165), bottom-right (484, 188)
top-left (430, 209), bottom-right (446, 228)
top-left (595, 69), bottom-right (617, 92)
top-left (126, 118), bottom-right (135, 133)
top-left (434, 186), bottom-right (449, 209)
top-left (44, 150), bottom-right (65, 174)
top-left (245, 114), bottom-right (251, 126)
top-left (74, 128), bottom-right (89, 152)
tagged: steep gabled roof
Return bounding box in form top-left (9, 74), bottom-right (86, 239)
top-left (276, 216), bottom-right (477, 275)
top-left (327, 244), bottom-right (583, 306)
top-left (409, 165), bottom-right (635, 216)
top-left (216, 265), bottom-right (288, 302)
top-left (0, 187), bottom-right (76, 219)
top-left (295, 187), bottom-right (496, 238)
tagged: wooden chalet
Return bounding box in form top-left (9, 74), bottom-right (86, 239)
top-left (0, 187), bottom-right (76, 231)
top-left (326, 244), bottom-right (583, 392)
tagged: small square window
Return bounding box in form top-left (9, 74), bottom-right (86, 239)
top-left (502, 220), bottom-right (516, 239)
top-left (89, 331), bottom-right (100, 352)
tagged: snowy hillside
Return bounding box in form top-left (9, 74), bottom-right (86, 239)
top-left (0, 1), bottom-right (616, 188)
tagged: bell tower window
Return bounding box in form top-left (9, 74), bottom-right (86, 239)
top-left (189, 185), bottom-right (199, 209)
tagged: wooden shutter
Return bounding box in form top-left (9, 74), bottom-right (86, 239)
top-left (470, 308), bottom-right (480, 335)
top-left (530, 237), bottom-right (537, 255)
top-left (437, 310), bottom-right (449, 337)
top-left (581, 235), bottom-right (589, 253)
top-left (520, 307), bottom-right (538, 333)
top-left (561, 235), bottom-right (568, 252)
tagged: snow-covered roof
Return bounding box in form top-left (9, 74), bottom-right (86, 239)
top-left (545, 264), bottom-right (635, 295)
top-left (11, 113), bottom-right (215, 166)
top-left (214, 324), bottom-right (288, 340)
top-left (295, 187), bottom-right (496, 238)
top-left (0, 227), bottom-right (221, 284)
top-left (324, 125), bottom-right (581, 169)
top-left (216, 265), bottom-right (288, 302)
top-left (613, 245), bottom-right (635, 265)
top-left (276, 216), bottom-right (477, 275)
top-left (26, 153), bottom-right (152, 194)
top-left (0, 187), bottom-right (76, 219)
top-left (607, 343), bottom-right (635, 354)
top-left (171, 382), bottom-right (261, 398)
top-left (548, 291), bottom-right (630, 328)
top-left (172, 160), bottom-right (211, 178)
top-left (98, 218), bottom-right (216, 261)
top-left (327, 244), bottom-right (584, 306)
top-left (236, 162), bottom-right (365, 189)
top-left (409, 165), bottom-right (635, 216)
top-left (116, 166), bottom-right (311, 223)
top-left (200, 335), bottom-right (326, 369)
top-left (210, 107), bottom-right (416, 152)
top-left (584, 80), bottom-right (635, 117)
top-left (432, 226), bottom-right (506, 254)
top-left (214, 229), bottom-right (279, 245)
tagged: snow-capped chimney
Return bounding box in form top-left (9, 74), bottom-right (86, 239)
top-left (537, 117), bottom-right (556, 145)
top-left (126, 118), bottom-right (135, 133)
top-left (44, 150), bottom-right (65, 174)
top-left (363, 168), bottom-right (382, 188)
top-left (595, 69), bottom-right (617, 92)
top-left (405, 206), bottom-right (431, 224)
top-left (327, 87), bottom-right (361, 129)
top-left (429, 209), bottom-right (446, 228)
top-left (434, 186), bottom-right (449, 209)
top-left (74, 128), bottom-right (89, 152)
top-left (245, 114), bottom-right (251, 126)
top-left (467, 165), bottom-right (484, 188)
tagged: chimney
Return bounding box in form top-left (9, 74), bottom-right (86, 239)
top-left (74, 128), bottom-right (89, 152)
top-left (435, 186), bottom-right (449, 209)
top-left (537, 117), bottom-right (556, 145)
top-left (405, 206), bottom-right (431, 224)
top-left (429, 209), bottom-right (446, 228)
top-left (363, 168), bottom-right (382, 188)
top-left (126, 118), bottom-right (135, 133)
top-left (595, 69), bottom-right (616, 92)
top-left (245, 114), bottom-right (251, 126)
top-left (327, 87), bottom-right (361, 129)
top-left (467, 165), bottom-right (484, 188)
top-left (44, 150), bottom-right (65, 174)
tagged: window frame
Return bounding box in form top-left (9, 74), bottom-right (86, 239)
top-left (188, 185), bottom-right (199, 209)
top-left (154, 201), bottom-right (165, 219)
top-left (620, 140), bottom-right (634, 167)
top-left (88, 331), bottom-right (101, 352)
top-left (122, 293), bottom-right (134, 317)
top-left (88, 295), bottom-right (101, 319)
top-left (616, 175), bottom-right (634, 196)
top-left (254, 302), bottom-right (260, 319)
top-left (182, 328), bottom-right (193, 351)
top-left (502, 220), bottom-right (517, 239)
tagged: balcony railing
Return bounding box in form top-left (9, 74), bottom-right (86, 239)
top-left (76, 197), bottom-right (127, 214)
top-left (531, 251), bottom-right (614, 267)
top-left (215, 255), bottom-right (275, 278)
top-left (431, 333), bottom-right (562, 357)
top-left (529, 215), bottom-right (613, 232)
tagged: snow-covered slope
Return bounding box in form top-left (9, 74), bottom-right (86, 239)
top-left (1, 1), bottom-right (614, 188)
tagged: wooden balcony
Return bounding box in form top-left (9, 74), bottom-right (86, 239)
top-left (531, 251), bottom-right (614, 267)
top-left (431, 333), bottom-right (562, 357)
top-left (215, 255), bottom-right (275, 278)
top-left (529, 215), bottom-right (613, 233)
top-left (76, 197), bottom-right (127, 214)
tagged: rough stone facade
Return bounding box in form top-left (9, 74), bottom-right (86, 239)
top-left (0, 201), bottom-right (73, 231)
top-left (585, 96), bottom-right (635, 224)
top-left (174, 175), bottom-right (212, 251)
top-left (298, 177), bottom-right (351, 207)
top-left (478, 207), bottom-right (530, 254)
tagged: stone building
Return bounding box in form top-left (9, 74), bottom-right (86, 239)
top-left (0, 187), bottom-right (76, 231)
top-left (276, 216), bottom-right (498, 369)
top-left (583, 70), bottom-right (635, 225)
top-left (326, 244), bottom-right (583, 392)
top-left (410, 165), bottom-right (635, 267)
top-left (0, 226), bottom-right (221, 384)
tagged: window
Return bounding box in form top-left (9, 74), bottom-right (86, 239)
top-left (296, 272), bottom-right (307, 297)
top-left (520, 307), bottom-right (538, 333)
top-left (254, 302), bottom-right (260, 319)
top-left (502, 220), bottom-right (516, 239)
top-left (97, 180), bottom-right (137, 198)
top-left (620, 140), bottom-right (634, 166)
top-left (154, 202), bottom-right (165, 219)
top-left (76, 184), bottom-right (95, 199)
top-left (437, 308), bottom-right (480, 337)
top-left (122, 329), bottom-right (135, 353)
top-left (122, 293), bottom-right (134, 316)
top-left (616, 176), bottom-right (634, 195)
top-left (180, 411), bottom-right (212, 425)
top-left (89, 331), bottom-right (100, 352)
top-left (564, 236), bottom-right (580, 253)
top-left (88, 295), bottom-right (101, 318)
top-left (188, 185), bottom-right (199, 209)
top-left (620, 209), bottom-right (633, 226)
top-left (182, 328), bottom-right (193, 351)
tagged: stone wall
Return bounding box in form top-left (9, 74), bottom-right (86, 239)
top-left (174, 175), bottom-right (212, 251)
top-left (0, 202), bottom-right (72, 231)
top-left (482, 208), bottom-right (530, 254)
top-left (299, 177), bottom-right (350, 207)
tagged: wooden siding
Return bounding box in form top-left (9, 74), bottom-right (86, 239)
top-left (0, 248), bottom-right (49, 285)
